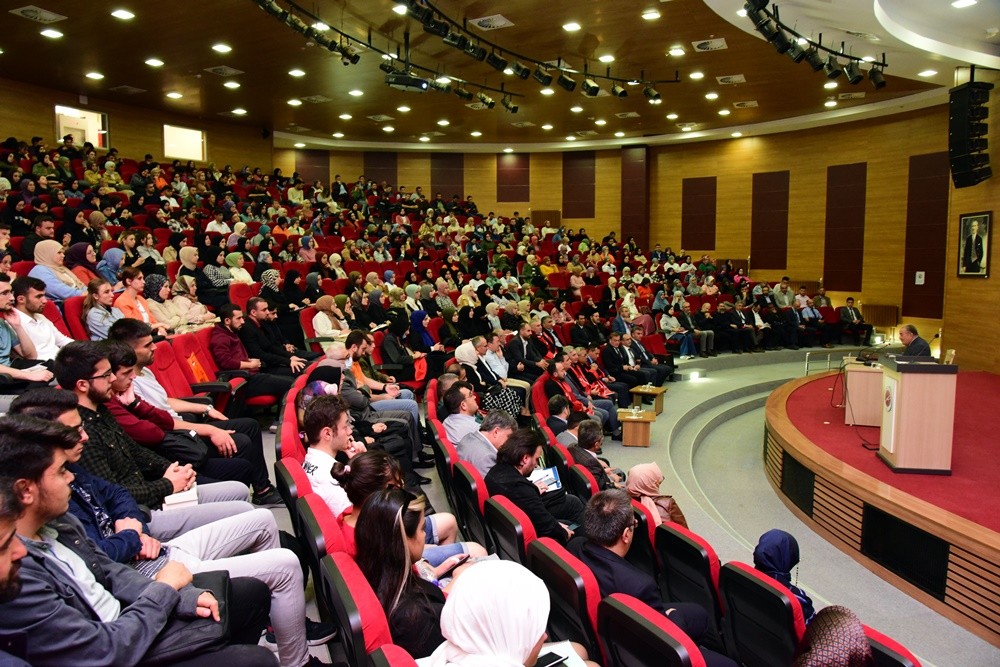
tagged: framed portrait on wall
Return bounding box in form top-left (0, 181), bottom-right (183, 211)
top-left (958, 211), bottom-right (991, 278)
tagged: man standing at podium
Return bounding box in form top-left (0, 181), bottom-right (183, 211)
top-left (899, 324), bottom-right (931, 357)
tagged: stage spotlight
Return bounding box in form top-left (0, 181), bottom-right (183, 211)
top-left (844, 60), bottom-right (863, 85)
top-left (533, 66), bottom-right (553, 86)
top-left (422, 18), bottom-right (449, 37)
top-left (557, 72), bottom-right (577, 92)
top-left (510, 61), bottom-right (531, 79)
top-left (258, 0), bottom-right (288, 20)
top-left (610, 83), bottom-right (627, 98)
top-left (408, 4), bottom-right (433, 23)
top-left (502, 97), bottom-right (518, 113)
top-left (770, 29), bottom-right (792, 54)
top-left (755, 20), bottom-right (778, 40)
top-left (443, 32), bottom-right (469, 50)
top-left (455, 87), bottom-right (474, 100)
top-left (869, 67), bottom-right (886, 90)
top-left (643, 85), bottom-right (660, 103)
top-left (804, 46), bottom-right (825, 71)
top-left (429, 79), bottom-right (452, 93)
top-left (341, 45), bottom-right (361, 65)
top-left (786, 42), bottom-right (806, 63)
top-left (465, 42), bottom-right (487, 61)
top-left (745, 7), bottom-right (769, 27)
top-left (477, 91), bottom-right (495, 108)
top-left (379, 61), bottom-right (397, 74)
top-left (824, 55), bottom-right (844, 79)
top-left (582, 78), bottom-right (600, 96)
top-left (486, 52), bottom-right (508, 72)
top-left (745, 0), bottom-right (769, 10)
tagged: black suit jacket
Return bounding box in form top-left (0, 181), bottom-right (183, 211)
top-left (904, 336), bottom-right (931, 357)
top-left (600, 344), bottom-right (630, 377)
top-left (547, 415), bottom-right (568, 436)
top-left (484, 463), bottom-right (566, 544)
top-left (570, 324), bottom-right (593, 348)
top-left (505, 335), bottom-right (546, 376)
top-left (568, 445), bottom-right (613, 490)
top-left (569, 540), bottom-right (665, 613)
top-left (239, 320), bottom-right (291, 369)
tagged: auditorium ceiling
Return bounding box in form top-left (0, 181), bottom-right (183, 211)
top-left (1, 0), bottom-right (996, 150)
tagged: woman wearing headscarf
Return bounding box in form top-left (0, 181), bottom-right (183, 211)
top-left (259, 268), bottom-right (306, 348)
top-left (226, 221), bottom-right (247, 250)
top-left (28, 240), bottom-right (87, 303)
top-left (60, 207), bottom-right (100, 249)
top-left (686, 272), bottom-right (702, 296)
top-left (225, 252), bottom-right (253, 284)
top-left (298, 234), bottom-right (316, 262)
top-left (64, 242), bottom-right (100, 284)
top-left (178, 245), bottom-right (227, 310)
top-left (652, 289), bottom-right (670, 316)
top-left (456, 306), bottom-right (487, 341)
top-left (303, 271), bottom-right (324, 303)
top-left (328, 252), bottom-right (348, 279)
top-left (253, 250), bottom-right (273, 281)
top-left (625, 462), bottom-right (687, 528)
top-left (349, 290), bottom-right (373, 330)
top-left (793, 606), bottom-right (873, 667)
top-left (753, 529), bottom-right (816, 624)
top-left (250, 223), bottom-right (271, 247)
top-left (331, 294), bottom-right (355, 330)
top-left (434, 279), bottom-right (455, 312)
top-left (96, 247), bottom-right (125, 287)
top-left (456, 285), bottom-right (479, 309)
top-left (403, 284), bottom-right (421, 316)
top-left (202, 246), bottom-right (233, 292)
top-left (484, 302), bottom-right (505, 334)
top-left (162, 232), bottom-right (186, 263)
top-left (143, 273), bottom-right (190, 332)
top-left (170, 276), bottom-right (219, 328)
top-left (381, 316), bottom-right (418, 381)
top-left (233, 236), bottom-right (255, 263)
top-left (418, 283), bottom-right (440, 318)
top-left (311, 295), bottom-right (348, 347)
top-left (363, 271), bottom-right (382, 294)
top-left (454, 341), bottom-right (523, 417)
top-left (366, 288), bottom-right (391, 327)
top-left (436, 307), bottom-right (462, 349)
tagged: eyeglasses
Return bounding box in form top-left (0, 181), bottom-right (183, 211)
top-left (88, 369), bottom-right (114, 382)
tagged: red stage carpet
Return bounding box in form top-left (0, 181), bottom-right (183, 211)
top-left (785, 371), bottom-right (1000, 533)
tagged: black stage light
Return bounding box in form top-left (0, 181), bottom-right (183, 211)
top-left (770, 29), bottom-right (792, 54)
top-left (408, 5), bottom-right (433, 23)
top-left (557, 72), bottom-right (577, 92)
top-left (786, 42), bottom-right (806, 63)
top-left (610, 84), bottom-right (627, 98)
top-left (502, 97), bottom-right (518, 113)
top-left (824, 55), bottom-right (844, 79)
top-left (465, 42), bottom-right (488, 61)
top-left (455, 87), bottom-right (474, 100)
top-left (582, 78), bottom-right (600, 96)
top-left (805, 46), bottom-right (825, 71)
top-left (341, 46), bottom-right (361, 65)
top-left (443, 32), bottom-right (469, 50)
top-left (510, 61), bottom-right (531, 79)
top-left (745, 0), bottom-right (769, 10)
top-left (477, 92), bottom-right (495, 108)
top-left (844, 61), bottom-right (863, 85)
top-left (643, 85), bottom-right (660, 103)
top-left (379, 62), bottom-right (397, 74)
top-left (533, 66), bottom-right (553, 87)
top-left (422, 18), bottom-right (449, 37)
top-left (486, 52), bottom-right (508, 72)
top-left (869, 67), bottom-right (886, 90)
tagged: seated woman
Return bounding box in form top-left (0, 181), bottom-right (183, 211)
top-left (95, 247), bottom-right (124, 289)
top-left (298, 234), bottom-right (317, 262)
top-left (625, 462), bottom-right (688, 528)
top-left (793, 606), bottom-right (872, 667)
top-left (312, 295), bottom-right (349, 347)
top-left (408, 310), bottom-right (449, 378)
top-left (170, 276), bottom-right (220, 329)
top-left (225, 251), bottom-right (254, 284)
top-left (454, 340), bottom-right (523, 417)
top-left (659, 307), bottom-right (698, 359)
top-left (137, 231), bottom-right (167, 276)
top-left (253, 250), bottom-right (274, 281)
top-left (115, 268), bottom-right (170, 335)
top-left (303, 271), bottom-right (325, 303)
top-left (178, 245), bottom-right (228, 311)
top-left (162, 231), bottom-right (186, 263)
top-left (83, 278), bottom-right (125, 340)
top-left (381, 317), bottom-right (423, 382)
top-left (753, 529), bottom-right (816, 624)
top-left (29, 239), bottom-right (87, 303)
top-left (366, 288), bottom-right (392, 327)
top-left (64, 241), bottom-right (101, 285)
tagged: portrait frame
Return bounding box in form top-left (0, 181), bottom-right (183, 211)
top-left (957, 210), bottom-right (991, 278)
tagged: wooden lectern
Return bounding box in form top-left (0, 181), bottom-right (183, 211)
top-left (878, 356), bottom-right (957, 474)
top-left (844, 360), bottom-right (883, 426)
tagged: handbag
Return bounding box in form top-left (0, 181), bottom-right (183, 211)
top-left (139, 570), bottom-right (231, 665)
top-left (159, 430), bottom-right (211, 468)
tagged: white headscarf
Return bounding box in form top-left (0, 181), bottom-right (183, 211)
top-left (453, 341), bottom-right (479, 367)
top-left (424, 560), bottom-right (549, 667)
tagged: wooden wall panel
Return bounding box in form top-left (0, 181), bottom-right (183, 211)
top-left (328, 151), bottom-right (364, 187)
top-left (496, 153), bottom-right (530, 203)
top-left (294, 149), bottom-right (329, 185)
top-left (397, 153), bottom-right (430, 199)
top-left (530, 153), bottom-right (563, 217)
top-left (362, 151), bottom-right (397, 187)
top-left (463, 153), bottom-right (499, 217)
top-left (430, 153), bottom-right (464, 203)
top-left (902, 153), bottom-right (950, 319)
top-left (562, 151), bottom-right (596, 219)
top-left (272, 148), bottom-right (295, 180)
top-left (823, 163), bottom-right (867, 292)
top-left (681, 176), bottom-right (717, 251)
top-left (751, 170), bottom-right (790, 270)
top-left (621, 146), bottom-right (650, 250)
top-left (589, 150), bottom-right (622, 243)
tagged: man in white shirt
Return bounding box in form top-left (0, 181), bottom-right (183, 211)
top-left (456, 410), bottom-right (516, 477)
top-left (301, 394), bottom-right (365, 518)
top-left (442, 382), bottom-right (480, 444)
top-left (13, 276), bottom-right (72, 361)
top-left (204, 211), bottom-right (232, 235)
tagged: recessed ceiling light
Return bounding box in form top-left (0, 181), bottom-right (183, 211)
top-left (917, 69), bottom-right (937, 77)
top-left (145, 58), bottom-right (164, 67)
top-left (348, 89), bottom-right (364, 96)
top-left (705, 92), bottom-right (719, 100)
top-left (641, 9), bottom-right (661, 20)
top-left (40, 29), bottom-right (63, 39)
top-left (681, 127), bottom-right (693, 132)
top-left (437, 119), bottom-right (450, 126)
top-left (470, 131), bottom-right (483, 137)
top-left (541, 124), bottom-right (553, 130)
top-left (339, 113), bottom-right (352, 120)
top-left (85, 72), bottom-right (104, 80)
top-left (166, 91), bottom-right (183, 99)
top-left (731, 131), bottom-right (743, 137)
top-left (223, 81), bottom-right (241, 89)
top-left (594, 119), bottom-right (607, 125)
top-left (332, 132), bottom-right (344, 138)
top-left (383, 125), bottom-right (394, 132)
top-left (111, 9), bottom-right (135, 20)
top-left (570, 105), bottom-right (583, 113)
top-left (294, 143), bottom-right (306, 148)
top-left (668, 47), bottom-right (685, 57)
top-left (718, 109), bottom-right (731, 116)
top-left (614, 131), bottom-right (625, 137)
top-left (540, 88), bottom-right (555, 96)
top-left (562, 22), bottom-right (581, 32)
top-left (951, 0), bottom-right (977, 7)
top-left (861, 56), bottom-right (875, 63)
top-left (566, 136), bottom-right (577, 141)
top-left (287, 99), bottom-right (302, 106)
top-left (435, 76), bottom-right (451, 84)
top-left (824, 81), bottom-right (838, 89)
top-left (503, 147), bottom-right (514, 153)
top-left (397, 106), bottom-right (410, 112)
top-left (666, 113), bottom-right (678, 120)
top-left (232, 108), bottom-right (247, 115)
top-left (212, 43), bottom-right (232, 53)
top-left (737, 9), bottom-right (747, 17)
top-left (392, 3), bottom-right (408, 15)
top-left (689, 71), bottom-right (704, 80)
top-left (598, 55), bottom-right (615, 63)
top-left (288, 69), bottom-right (305, 77)
top-left (419, 136), bottom-right (431, 142)
top-left (312, 22), bottom-right (330, 31)
top-left (824, 99), bottom-right (837, 107)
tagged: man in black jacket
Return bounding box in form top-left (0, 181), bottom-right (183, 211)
top-left (504, 322), bottom-right (549, 382)
top-left (569, 313), bottom-right (595, 347)
top-left (599, 332), bottom-right (643, 388)
top-left (239, 297), bottom-right (307, 375)
top-left (568, 420), bottom-right (621, 491)
top-left (484, 429), bottom-right (585, 545)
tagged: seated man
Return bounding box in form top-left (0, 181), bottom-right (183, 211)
top-left (12, 276), bottom-right (72, 362)
top-left (546, 395), bottom-right (571, 435)
top-left (544, 352), bottom-right (620, 440)
top-left (504, 322), bottom-right (549, 383)
top-left (239, 296), bottom-right (310, 376)
top-left (209, 304), bottom-right (296, 403)
top-left (799, 298), bottom-right (835, 348)
top-left (839, 297), bottom-right (873, 346)
top-left (570, 490), bottom-right (737, 667)
top-left (580, 343), bottom-right (630, 408)
top-left (484, 429), bottom-right (585, 545)
top-left (8, 388), bottom-right (334, 666)
top-left (600, 332), bottom-right (644, 388)
top-left (441, 382), bottom-right (480, 444)
top-left (0, 274), bottom-right (54, 390)
top-left (301, 394), bottom-right (366, 518)
top-left (0, 415), bottom-right (277, 667)
top-left (626, 328), bottom-right (672, 385)
top-left (455, 410), bottom-right (517, 477)
top-left (556, 411), bottom-right (590, 447)
top-left (568, 420), bottom-right (623, 490)
top-left (899, 323), bottom-right (931, 357)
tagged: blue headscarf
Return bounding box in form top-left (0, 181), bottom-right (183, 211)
top-left (384, 269), bottom-right (395, 284)
top-left (96, 247), bottom-right (124, 284)
top-left (753, 528), bottom-right (816, 623)
top-left (410, 309), bottom-right (433, 347)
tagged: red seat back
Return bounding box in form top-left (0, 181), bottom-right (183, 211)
top-left (484, 495), bottom-right (537, 566)
top-left (597, 594), bottom-right (707, 667)
top-left (531, 377), bottom-right (550, 418)
top-left (43, 299), bottom-right (72, 338)
top-left (655, 523), bottom-right (726, 652)
top-left (320, 552), bottom-right (393, 665)
top-left (63, 295), bottom-right (89, 340)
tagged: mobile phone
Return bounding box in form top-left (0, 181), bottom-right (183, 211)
top-left (534, 652), bottom-right (568, 667)
top-left (440, 553), bottom-right (471, 576)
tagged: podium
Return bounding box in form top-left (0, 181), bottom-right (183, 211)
top-left (878, 356), bottom-right (957, 474)
top-left (844, 360), bottom-right (883, 426)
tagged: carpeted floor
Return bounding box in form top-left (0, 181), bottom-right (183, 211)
top-left (785, 370), bottom-right (1000, 533)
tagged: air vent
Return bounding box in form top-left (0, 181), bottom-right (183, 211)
top-left (367, 114), bottom-right (394, 122)
top-left (576, 130), bottom-right (598, 137)
top-left (511, 121), bottom-right (536, 128)
top-left (615, 111), bottom-right (640, 118)
top-left (465, 102), bottom-right (491, 110)
top-left (717, 74), bottom-right (746, 85)
top-left (676, 122), bottom-right (698, 130)
top-left (469, 14), bottom-right (514, 30)
top-left (204, 66), bottom-right (244, 77)
top-left (9, 5), bottom-right (66, 23)
top-left (844, 30), bottom-right (881, 42)
top-left (691, 38), bottom-right (727, 52)
top-left (733, 100), bottom-right (758, 108)
top-left (300, 95), bottom-right (332, 104)
top-left (424, 131), bottom-right (446, 137)
top-left (838, 92), bottom-right (866, 100)
top-left (109, 85), bottom-right (146, 95)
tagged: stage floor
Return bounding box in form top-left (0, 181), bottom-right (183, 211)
top-left (786, 370), bottom-right (1000, 534)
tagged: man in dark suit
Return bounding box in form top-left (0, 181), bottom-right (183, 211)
top-left (839, 297), bottom-right (873, 346)
top-left (546, 395), bottom-right (571, 435)
top-left (568, 419), bottom-right (621, 491)
top-left (899, 324), bottom-right (931, 357)
top-left (239, 297), bottom-right (307, 375)
top-left (505, 322), bottom-right (549, 382)
top-left (484, 429), bottom-right (585, 545)
top-left (570, 314), bottom-right (595, 347)
top-left (569, 491), bottom-right (737, 667)
top-left (715, 302), bottom-right (753, 353)
top-left (599, 332), bottom-right (643, 387)
top-left (962, 219), bottom-right (985, 273)
top-left (626, 327), bottom-right (672, 385)
top-left (587, 312), bottom-right (609, 345)
top-left (799, 298), bottom-right (834, 348)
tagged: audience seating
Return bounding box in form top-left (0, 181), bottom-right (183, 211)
top-left (864, 625), bottom-right (922, 667)
top-left (626, 500), bottom-right (660, 582)
top-left (718, 561), bottom-right (807, 667)
top-left (169, 331), bottom-right (243, 413)
top-left (146, 339), bottom-right (229, 408)
top-left (228, 281), bottom-right (259, 311)
top-left (367, 645), bottom-right (419, 667)
top-left (42, 300), bottom-right (72, 338)
top-left (319, 552), bottom-right (393, 667)
top-left (543, 440), bottom-right (572, 484)
top-left (296, 493), bottom-right (347, 620)
top-left (483, 495), bottom-right (537, 566)
top-left (567, 463), bottom-right (599, 501)
top-left (428, 425), bottom-right (457, 514)
top-left (60, 295), bottom-right (89, 340)
top-left (299, 305), bottom-right (334, 353)
top-left (274, 458), bottom-right (312, 535)
top-left (531, 378), bottom-right (550, 418)
top-left (597, 593), bottom-right (707, 667)
top-left (451, 460), bottom-right (493, 552)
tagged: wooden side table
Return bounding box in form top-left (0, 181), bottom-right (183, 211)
top-left (617, 409), bottom-right (657, 447)
top-left (629, 385), bottom-right (668, 415)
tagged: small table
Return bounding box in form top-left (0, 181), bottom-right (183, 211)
top-left (617, 409), bottom-right (657, 447)
top-left (630, 385), bottom-right (668, 415)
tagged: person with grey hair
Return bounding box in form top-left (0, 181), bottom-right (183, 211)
top-left (899, 324), bottom-right (931, 357)
top-left (569, 419), bottom-right (623, 490)
top-left (455, 410), bottom-right (518, 476)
